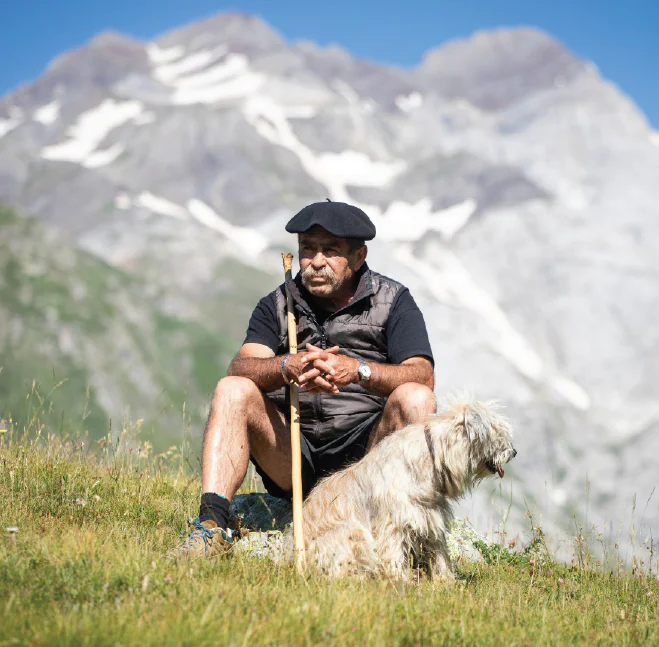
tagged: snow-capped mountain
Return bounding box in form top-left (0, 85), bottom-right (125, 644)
top-left (1, 12), bottom-right (658, 547)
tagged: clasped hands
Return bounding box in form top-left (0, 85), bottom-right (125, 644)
top-left (284, 343), bottom-right (360, 394)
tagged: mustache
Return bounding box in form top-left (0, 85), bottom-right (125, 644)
top-left (301, 265), bottom-right (338, 282)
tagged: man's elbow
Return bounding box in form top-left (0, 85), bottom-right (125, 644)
top-left (421, 361), bottom-right (435, 390)
top-left (226, 355), bottom-right (241, 377)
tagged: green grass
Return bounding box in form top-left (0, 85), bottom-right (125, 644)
top-left (1, 428), bottom-right (657, 646)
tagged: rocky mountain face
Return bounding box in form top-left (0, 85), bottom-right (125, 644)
top-left (0, 204), bottom-right (271, 448)
top-left (1, 12), bottom-right (658, 547)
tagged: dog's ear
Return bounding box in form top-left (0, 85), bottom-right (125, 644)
top-left (463, 409), bottom-right (488, 442)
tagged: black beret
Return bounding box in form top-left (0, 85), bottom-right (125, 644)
top-left (285, 200), bottom-right (376, 240)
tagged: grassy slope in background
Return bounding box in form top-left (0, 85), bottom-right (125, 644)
top-left (0, 204), bottom-right (274, 451)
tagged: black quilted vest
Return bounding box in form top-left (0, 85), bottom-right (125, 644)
top-left (267, 264), bottom-right (404, 451)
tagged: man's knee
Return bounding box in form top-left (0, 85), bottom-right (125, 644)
top-left (211, 376), bottom-right (259, 412)
top-left (388, 383), bottom-right (437, 418)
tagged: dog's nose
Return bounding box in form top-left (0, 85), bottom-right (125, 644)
top-left (512, 448), bottom-right (517, 458)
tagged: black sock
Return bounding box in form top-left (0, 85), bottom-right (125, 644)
top-left (199, 493), bottom-right (231, 528)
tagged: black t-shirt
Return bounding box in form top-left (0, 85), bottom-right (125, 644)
top-left (243, 282), bottom-right (434, 366)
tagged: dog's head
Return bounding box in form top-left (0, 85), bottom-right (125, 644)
top-left (437, 396), bottom-right (517, 484)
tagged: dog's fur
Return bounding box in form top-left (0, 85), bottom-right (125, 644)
top-left (300, 396), bottom-right (516, 580)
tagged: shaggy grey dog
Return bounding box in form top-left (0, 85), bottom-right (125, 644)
top-left (300, 396), bottom-right (517, 580)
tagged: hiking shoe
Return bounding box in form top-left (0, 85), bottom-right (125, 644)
top-left (167, 516), bottom-right (235, 560)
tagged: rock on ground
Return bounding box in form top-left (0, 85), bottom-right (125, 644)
top-left (230, 492), bottom-right (489, 563)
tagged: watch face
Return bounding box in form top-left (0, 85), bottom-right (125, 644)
top-left (359, 363), bottom-right (371, 380)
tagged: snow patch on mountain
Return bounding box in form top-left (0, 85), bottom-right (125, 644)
top-left (172, 53), bottom-right (247, 89)
top-left (245, 95), bottom-right (345, 197)
top-left (317, 151), bottom-right (406, 188)
top-left (396, 92), bottom-right (423, 112)
top-left (244, 95), bottom-right (405, 199)
top-left (150, 45), bottom-right (265, 105)
top-left (651, 132), bottom-right (659, 146)
top-left (114, 192), bottom-right (189, 219)
top-left (113, 193), bottom-right (267, 255)
top-left (133, 111), bottom-right (156, 125)
top-left (114, 193), bottom-right (131, 210)
top-left (137, 192), bottom-right (188, 219)
top-left (0, 116), bottom-right (22, 139)
top-left (174, 73), bottom-right (265, 105)
top-left (609, 411), bottom-right (659, 441)
top-left (187, 199), bottom-right (268, 256)
top-left (368, 199), bottom-right (477, 242)
top-left (395, 244), bottom-right (591, 411)
top-left (146, 42), bottom-right (185, 64)
top-left (84, 144), bottom-right (124, 168)
top-left (34, 100), bottom-right (60, 125)
top-left (551, 376), bottom-right (591, 411)
top-left (284, 105), bottom-right (318, 119)
top-left (333, 80), bottom-right (379, 125)
top-left (153, 46), bottom-right (227, 83)
top-left (41, 100), bottom-right (145, 166)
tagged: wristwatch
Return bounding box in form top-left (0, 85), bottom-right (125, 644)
top-left (357, 358), bottom-right (372, 384)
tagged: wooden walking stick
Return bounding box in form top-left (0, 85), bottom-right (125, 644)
top-left (282, 252), bottom-right (306, 570)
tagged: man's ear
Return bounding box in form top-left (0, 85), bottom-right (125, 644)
top-left (354, 245), bottom-right (367, 270)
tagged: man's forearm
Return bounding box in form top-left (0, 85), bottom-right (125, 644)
top-left (363, 360), bottom-right (434, 397)
top-left (227, 355), bottom-right (286, 392)
top-left (228, 350), bottom-right (433, 397)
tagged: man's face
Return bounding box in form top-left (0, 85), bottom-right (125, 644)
top-left (298, 228), bottom-right (366, 298)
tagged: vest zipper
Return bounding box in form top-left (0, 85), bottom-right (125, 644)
top-left (303, 313), bottom-right (326, 434)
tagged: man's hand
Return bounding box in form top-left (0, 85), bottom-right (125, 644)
top-left (290, 345), bottom-right (341, 394)
top-left (282, 352), bottom-right (313, 386)
top-left (284, 344), bottom-right (356, 394)
top-left (299, 343), bottom-right (360, 394)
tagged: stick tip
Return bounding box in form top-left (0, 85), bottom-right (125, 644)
top-left (282, 252), bottom-right (294, 272)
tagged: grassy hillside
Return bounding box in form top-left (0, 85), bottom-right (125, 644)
top-left (1, 429), bottom-right (657, 646)
top-left (0, 205), bottom-right (274, 450)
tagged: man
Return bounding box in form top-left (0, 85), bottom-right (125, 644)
top-left (170, 200), bottom-right (436, 558)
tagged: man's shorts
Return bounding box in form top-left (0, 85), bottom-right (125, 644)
top-left (250, 412), bottom-right (379, 500)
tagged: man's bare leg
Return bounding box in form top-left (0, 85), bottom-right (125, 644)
top-left (201, 376), bottom-right (292, 499)
top-left (200, 378), bottom-right (435, 494)
top-left (367, 383), bottom-right (436, 450)
top-left (168, 377), bottom-right (293, 558)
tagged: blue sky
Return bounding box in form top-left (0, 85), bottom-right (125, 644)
top-left (2, 0), bottom-right (658, 126)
